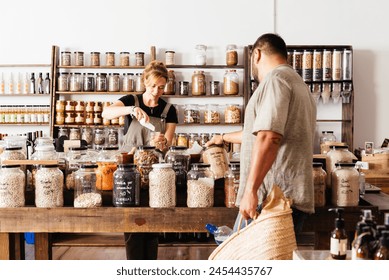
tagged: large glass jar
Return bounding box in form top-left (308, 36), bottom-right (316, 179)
top-left (226, 44), bottom-right (238, 66)
top-left (96, 147), bottom-right (121, 191)
top-left (0, 146), bottom-right (27, 176)
top-left (224, 104), bottom-right (241, 124)
top-left (332, 162), bottom-right (359, 207)
top-left (204, 104), bottom-right (220, 124)
top-left (69, 72), bottom-right (82, 92)
top-left (113, 164), bottom-right (140, 207)
top-left (57, 73), bottom-right (69, 91)
top-left (187, 163), bottom-right (215, 208)
top-left (164, 70), bottom-right (176, 95)
top-left (96, 73), bottom-right (107, 92)
top-left (183, 104), bottom-right (200, 124)
top-left (83, 73), bottom-right (95, 92)
top-left (313, 162), bottom-right (326, 207)
top-left (191, 70), bottom-right (206, 96)
top-left (31, 145), bottom-right (58, 189)
top-left (320, 131), bottom-right (337, 154)
top-left (134, 146), bottom-right (161, 189)
top-left (326, 145), bottom-right (355, 188)
top-left (108, 73), bottom-right (120, 92)
top-left (164, 146), bottom-right (190, 191)
top-left (35, 164), bottom-right (64, 207)
top-left (81, 127), bottom-right (94, 148)
top-left (202, 144), bottom-right (229, 180)
top-left (149, 163), bottom-right (176, 208)
top-left (0, 165), bottom-right (25, 207)
top-left (223, 70), bottom-right (239, 95)
top-left (122, 73), bottom-right (134, 92)
top-left (74, 164), bottom-right (102, 208)
top-left (135, 73), bottom-right (145, 92)
top-left (224, 162), bottom-right (240, 208)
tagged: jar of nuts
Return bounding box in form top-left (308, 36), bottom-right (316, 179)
top-left (204, 104), bottom-right (220, 124)
top-left (187, 163), bottom-right (215, 208)
top-left (224, 104), bottom-right (241, 124)
top-left (149, 163), bottom-right (176, 208)
top-left (134, 146), bottom-right (162, 189)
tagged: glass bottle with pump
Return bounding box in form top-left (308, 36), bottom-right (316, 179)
top-left (329, 208), bottom-right (348, 260)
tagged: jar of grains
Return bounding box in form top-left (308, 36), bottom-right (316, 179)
top-left (135, 73), bottom-right (145, 92)
top-left (202, 144), bottom-right (229, 180)
top-left (204, 104), bottom-right (220, 124)
top-left (224, 162), bottom-right (240, 208)
top-left (149, 163), bottom-right (176, 208)
top-left (96, 147), bottom-right (121, 191)
top-left (194, 44), bottom-right (207, 66)
top-left (74, 51), bottom-right (84, 66)
top-left (191, 70), bottom-right (206, 96)
top-left (319, 131), bottom-right (337, 154)
top-left (120, 52), bottom-right (130, 67)
top-left (113, 164), bottom-right (140, 207)
top-left (57, 73), bottom-right (69, 91)
top-left (226, 44), bottom-right (238, 66)
top-left (108, 73), bottom-right (120, 92)
top-left (105, 52), bottom-right (115, 66)
top-left (165, 51), bottom-right (175, 65)
top-left (223, 69), bottom-right (239, 95)
top-left (122, 73), bottom-right (134, 92)
top-left (224, 104), bottom-right (241, 124)
top-left (74, 164), bottom-right (102, 208)
top-left (313, 162), bottom-right (326, 207)
top-left (93, 128), bottom-right (106, 149)
top-left (326, 145), bottom-right (355, 188)
top-left (164, 70), bottom-right (176, 95)
top-left (35, 164), bottom-right (64, 208)
top-left (96, 73), bottom-right (107, 92)
top-left (332, 162), bottom-right (359, 207)
top-left (187, 163), bottom-right (215, 208)
top-left (69, 73), bottom-right (82, 92)
top-left (61, 51), bottom-right (71, 66)
top-left (90, 51), bottom-right (100, 66)
top-left (0, 165), bottom-right (25, 207)
top-left (135, 52), bottom-right (145, 66)
top-left (83, 73), bottom-right (95, 92)
top-left (134, 146), bottom-right (162, 189)
top-left (69, 127), bottom-right (81, 140)
top-left (164, 146), bottom-right (191, 191)
top-left (81, 127), bottom-right (94, 148)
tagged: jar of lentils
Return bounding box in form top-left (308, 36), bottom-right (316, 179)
top-left (149, 163), bottom-right (176, 208)
top-left (35, 164), bottom-right (64, 207)
top-left (0, 165), bottom-right (25, 207)
top-left (187, 163), bottom-right (215, 208)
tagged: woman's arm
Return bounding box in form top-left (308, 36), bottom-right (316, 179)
top-left (102, 100), bottom-right (149, 122)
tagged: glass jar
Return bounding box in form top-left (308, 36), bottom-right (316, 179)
top-left (178, 81), bottom-right (189, 95)
top-left (74, 164), bottom-right (102, 208)
top-left (223, 70), bottom-right (239, 95)
top-left (83, 73), bottom-right (95, 92)
top-left (69, 73), bottom-right (82, 92)
top-left (81, 127), bottom-right (94, 148)
top-left (302, 49), bottom-right (313, 82)
top-left (133, 146), bottom-right (162, 189)
top-left (204, 104), bottom-right (220, 124)
top-left (85, 101), bottom-right (95, 112)
top-left (164, 70), bottom-right (176, 95)
top-left (58, 127), bottom-right (68, 138)
top-left (224, 104), bottom-right (241, 124)
top-left (226, 44), bottom-right (238, 66)
top-left (183, 104), bottom-right (200, 124)
top-left (65, 146), bottom-right (89, 190)
top-left (56, 100), bottom-right (66, 113)
top-left (332, 162), bottom-right (359, 207)
top-left (176, 133), bottom-right (188, 147)
top-left (135, 52), bottom-right (145, 66)
top-left (113, 164), bottom-right (140, 207)
top-left (343, 49), bottom-right (352, 80)
top-left (69, 127), bottom-right (81, 140)
top-left (149, 163), bottom-right (176, 208)
top-left (35, 164), bottom-right (64, 207)
top-left (94, 128), bottom-right (106, 148)
top-left (120, 52), bottom-right (130, 67)
top-left (313, 162), bottom-right (326, 207)
top-left (202, 144), bottom-right (229, 180)
top-left (164, 146), bottom-right (190, 190)
top-left (188, 133), bottom-right (199, 149)
top-left (57, 73), bottom-right (69, 91)
top-left (96, 147), bottom-right (121, 191)
top-left (55, 112), bottom-right (65, 125)
top-left (105, 52), bottom-right (115, 66)
top-left (313, 50), bottom-right (323, 81)
top-left (323, 49), bottom-right (332, 81)
top-left (209, 81), bottom-right (220, 95)
top-left (93, 112), bottom-right (102, 125)
top-left (85, 112), bottom-right (94, 125)
top-left (200, 133), bottom-right (210, 147)
top-left (108, 73), bottom-right (120, 92)
top-left (292, 50), bottom-right (303, 76)
top-left (224, 163), bottom-right (240, 208)
top-left (96, 73), bottom-right (107, 92)
top-left (332, 49), bottom-right (342, 81)
top-left (61, 51), bottom-right (71, 66)
top-left (326, 145), bottom-right (355, 188)
top-left (191, 70), bottom-right (206, 96)
top-left (0, 165), bottom-right (25, 207)
top-left (74, 51), bottom-right (84, 66)
top-left (135, 73), bottom-right (145, 92)
top-left (0, 146), bottom-right (26, 163)
top-left (320, 131), bottom-right (337, 154)
top-left (122, 73), bottom-right (134, 92)
top-left (187, 163), bottom-right (215, 207)
top-left (90, 51), bottom-right (100, 66)
top-left (195, 44), bottom-right (207, 65)
top-left (165, 50), bottom-right (175, 65)
top-left (107, 127), bottom-right (119, 147)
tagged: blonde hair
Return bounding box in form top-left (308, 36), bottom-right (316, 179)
top-left (142, 60), bottom-right (168, 86)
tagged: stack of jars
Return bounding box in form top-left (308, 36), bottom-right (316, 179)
top-left (64, 100), bottom-right (75, 125)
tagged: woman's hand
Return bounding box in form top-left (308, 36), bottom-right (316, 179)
top-left (205, 134), bottom-right (223, 147)
top-left (132, 107), bottom-right (150, 122)
top-left (150, 132), bottom-right (167, 151)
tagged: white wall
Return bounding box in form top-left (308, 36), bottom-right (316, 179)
top-left (1, 0), bottom-right (388, 149)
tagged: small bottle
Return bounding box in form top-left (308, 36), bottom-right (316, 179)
top-left (44, 73), bottom-right (50, 94)
top-left (16, 73), bottom-right (22, 94)
top-left (29, 73), bottom-right (36, 94)
top-left (8, 73), bottom-right (14, 94)
top-left (352, 227), bottom-right (375, 260)
top-left (37, 72), bottom-right (43, 94)
top-left (0, 72), bottom-right (5, 94)
top-left (329, 208), bottom-right (348, 260)
top-left (374, 231), bottom-right (389, 260)
top-left (205, 223), bottom-right (233, 245)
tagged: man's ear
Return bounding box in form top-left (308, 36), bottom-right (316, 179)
top-left (253, 48), bottom-right (261, 64)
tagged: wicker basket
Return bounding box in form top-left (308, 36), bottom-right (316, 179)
top-left (208, 185), bottom-right (297, 260)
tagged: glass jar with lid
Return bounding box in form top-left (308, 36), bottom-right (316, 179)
top-left (96, 147), bottom-right (121, 191)
top-left (134, 146), bottom-right (162, 189)
top-left (74, 51), bottom-right (84, 66)
top-left (187, 163), bottom-right (215, 208)
top-left (96, 73), bottom-right (107, 92)
top-left (90, 51), bottom-right (100, 66)
top-left (191, 70), bottom-right (206, 96)
top-left (35, 164), bottom-right (63, 207)
top-left (178, 81), bottom-right (189, 95)
top-left (164, 70), bottom-right (176, 95)
top-left (122, 73), bottom-right (134, 92)
top-left (224, 104), bottom-right (241, 124)
top-left (149, 163), bottom-right (176, 208)
top-left (74, 164), bottom-right (102, 208)
top-left (194, 44), bottom-right (207, 65)
top-left (135, 73), bottom-right (145, 92)
top-left (65, 146), bottom-right (92, 190)
top-left (0, 147), bottom-right (27, 177)
top-left (105, 52), bottom-right (115, 66)
top-left (320, 131), bottom-right (337, 154)
top-left (113, 164), bottom-right (140, 207)
top-left (332, 162), bottom-right (359, 207)
top-left (200, 133), bottom-right (210, 147)
top-left (107, 127), bottom-right (119, 147)
top-left (108, 73), bottom-right (120, 92)
top-left (93, 128), bottom-right (106, 149)
top-left (313, 162), bottom-right (326, 207)
top-left (69, 73), bottom-right (82, 92)
top-left (81, 127), bottom-right (94, 148)
top-left (209, 81), bottom-right (220, 95)
top-left (165, 146), bottom-right (191, 190)
top-left (183, 104), bottom-right (200, 124)
top-left (204, 104), bottom-right (220, 124)
top-left (58, 127), bottom-right (68, 138)
top-left (326, 145), bottom-right (355, 188)
top-left (57, 73), bottom-right (69, 91)
top-left (0, 165), bottom-right (25, 207)
top-left (224, 162), bottom-right (240, 208)
top-left (188, 133), bottom-right (199, 149)
top-left (135, 52), bottom-right (145, 66)
top-left (202, 144), bottom-right (229, 180)
top-left (69, 127), bottom-right (81, 140)
top-left (176, 133), bottom-right (188, 147)
top-left (165, 51), bottom-right (175, 65)
top-left (226, 44), bottom-right (238, 66)
top-left (223, 70), bottom-right (239, 95)
top-left (120, 52), bottom-right (130, 67)
top-left (83, 73), bottom-right (95, 92)
top-left (61, 51), bottom-right (71, 66)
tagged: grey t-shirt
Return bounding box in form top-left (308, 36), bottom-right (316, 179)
top-left (236, 64), bottom-right (317, 213)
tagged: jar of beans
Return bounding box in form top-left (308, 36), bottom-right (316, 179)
top-left (149, 163), bottom-right (176, 208)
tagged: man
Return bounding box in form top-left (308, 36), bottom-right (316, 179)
top-left (207, 33), bottom-right (316, 234)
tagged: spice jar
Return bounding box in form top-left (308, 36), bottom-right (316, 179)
top-left (120, 52), bottom-right (130, 66)
top-left (149, 163), bottom-right (176, 208)
top-left (326, 145), bottom-right (355, 188)
top-left (134, 146), bottom-right (162, 189)
top-left (85, 112), bottom-right (94, 125)
top-left (178, 81), bottom-right (189, 95)
top-left (313, 162), bottom-right (326, 207)
top-left (96, 73), bottom-right (107, 92)
top-left (204, 104), bottom-right (220, 124)
top-left (122, 73), bottom-right (134, 92)
top-left (55, 112), bottom-right (65, 125)
top-left (85, 101), bottom-right (95, 112)
top-left (35, 164), bottom-right (64, 208)
top-left (165, 146), bottom-right (190, 190)
top-left (83, 73), bottom-right (95, 92)
top-left (135, 52), bottom-right (145, 66)
top-left (90, 51), bottom-right (100, 66)
top-left (224, 163), bottom-right (240, 208)
top-left (56, 100), bottom-right (66, 113)
top-left (74, 164), bottom-right (102, 208)
top-left (165, 50), bottom-right (175, 65)
top-left (223, 69), bottom-right (239, 95)
top-left (61, 51), bottom-right (71, 66)
top-left (187, 163), bottom-right (215, 208)
top-left (164, 70), bottom-right (176, 95)
top-left (191, 70), bottom-right (206, 96)
top-left (224, 104), bottom-right (241, 124)
top-left (176, 133), bottom-right (188, 147)
top-left (226, 44), bottom-right (238, 66)
top-left (194, 44), bottom-right (207, 65)
top-left (74, 51), bottom-right (84, 66)
top-left (64, 112), bottom-right (75, 124)
top-left (113, 164), bottom-right (140, 207)
top-left (332, 162), bottom-right (359, 207)
top-left (0, 165), bottom-right (25, 207)
top-left (108, 73), bottom-right (120, 92)
top-left (202, 144), bottom-right (229, 180)
top-left (96, 147), bottom-right (121, 191)
top-left (57, 73), bottom-right (69, 91)
top-left (105, 52), bottom-right (115, 66)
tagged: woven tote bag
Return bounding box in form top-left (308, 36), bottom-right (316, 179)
top-left (208, 185), bottom-right (297, 260)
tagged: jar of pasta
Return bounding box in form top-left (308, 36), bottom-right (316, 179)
top-left (187, 163), bottom-right (215, 208)
top-left (149, 163), bottom-right (176, 208)
top-left (223, 70), bottom-right (239, 95)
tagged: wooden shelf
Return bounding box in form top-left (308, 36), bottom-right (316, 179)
top-left (178, 123), bottom-right (242, 126)
top-left (166, 64), bottom-right (244, 69)
top-left (0, 123), bottom-right (49, 126)
top-left (56, 91), bottom-right (142, 95)
top-left (0, 93), bottom-right (50, 96)
top-left (54, 124), bottom-right (122, 128)
top-left (0, 64), bottom-right (51, 68)
top-left (162, 94), bottom-right (244, 98)
top-left (57, 65), bottom-right (145, 69)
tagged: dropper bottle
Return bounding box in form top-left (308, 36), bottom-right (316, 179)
top-left (329, 208), bottom-right (348, 260)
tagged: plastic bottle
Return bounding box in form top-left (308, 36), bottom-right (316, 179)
top-left (205, 223), bottom-right (233, 245)
top-left (329, 208), bottom-right (348, 260)
top-left (374, 231), bottom-right (389, 260)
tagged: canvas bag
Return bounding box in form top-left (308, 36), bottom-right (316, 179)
top-left (208, 185), bottom-right (297, 260)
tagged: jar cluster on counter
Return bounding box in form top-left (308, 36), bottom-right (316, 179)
top-left (182, 104), bottom-right (241, 124)
top-left (60, 51), bottom-right (145, 67)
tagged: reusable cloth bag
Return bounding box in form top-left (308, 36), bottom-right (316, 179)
top-left (208, 185), bottom-right (297, 260)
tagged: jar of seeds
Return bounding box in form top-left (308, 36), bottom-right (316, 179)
top-left (187, 163), bottom-right (215, 208)
top-left (0, 165), bottom-right (25, 207)
top-left (149, 163), bottom-right (176, 208)
top-left (35, 164), bottom-right (64, 207)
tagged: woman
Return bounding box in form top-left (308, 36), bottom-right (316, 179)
top-left (102, 60), bottom-right (178, 260)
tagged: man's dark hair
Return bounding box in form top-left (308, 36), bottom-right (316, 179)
top-left (253, 33), bottom-right (287, 60)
